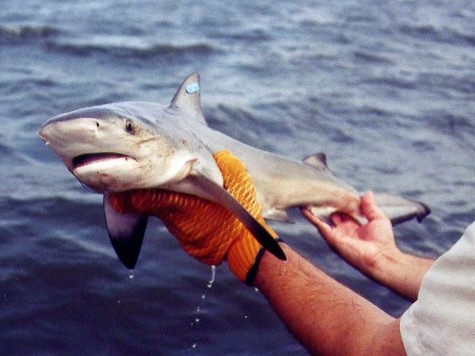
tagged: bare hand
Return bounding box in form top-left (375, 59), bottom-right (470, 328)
top-left (301, 191), bottom-right (433, 301)
top-left (301, 191), bottom-right (398, 271)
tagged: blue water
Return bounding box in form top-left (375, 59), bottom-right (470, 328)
top-left (1, 0), bottom-right (474, 354)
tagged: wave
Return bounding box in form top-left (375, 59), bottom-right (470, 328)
top-left (354, 50), bottom-right (394, 64)
top-left (0, 25), bottom-right (59, 43)
top-left (426, 111), bottom-right (474, 135)
top-left (1, 24), bottom-right (215, 62)
top-left (399, 23), bottom-right (475, 47)
top-left (417, 71), bottom-right (475, 96)
top-left (362, 75), bottom-right (416, 90)
top-left (0, 139), bottom-right (13, 156)
top-left (46, 41), bottom-right (215, 61)
top-left (211, 28), bottom-right (272, 42)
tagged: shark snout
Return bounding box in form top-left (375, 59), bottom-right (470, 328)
top-left (39, 127), bottom-right (49, 144)
top-left (39, 122), bottom-right (58, 144)
top-left (39, 117), bottom-right (108, 169)
top-left (40, 118), bottom-right (101, 144)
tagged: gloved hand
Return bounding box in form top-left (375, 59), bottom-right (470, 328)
top-left (109, 150), bottom-right (278, 284)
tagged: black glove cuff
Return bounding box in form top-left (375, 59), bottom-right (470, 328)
top-left (245, 238), bottom-right (283, 286)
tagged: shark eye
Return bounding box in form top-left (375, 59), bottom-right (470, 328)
top-left (125, 120), bottom-right (135, 134)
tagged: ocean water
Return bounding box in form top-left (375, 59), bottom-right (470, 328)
top-left (1, 0), bottom-right (474, 354)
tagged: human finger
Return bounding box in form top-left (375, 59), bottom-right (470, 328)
top-left (300, 208), bottom-right (333, 236)
top-left (361, 191), bottom-right (387, 221)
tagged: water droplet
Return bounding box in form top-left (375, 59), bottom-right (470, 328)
top-left (201, 294), bottom-right (206, 300)
top-left (207, 265), bottom-right (216, 288)
top-left (128, 270), bottom-right (134, 280)
top-left (192, 343), bottom-right (197, 349)
top-left (282, 259), bottom-right (287, 274)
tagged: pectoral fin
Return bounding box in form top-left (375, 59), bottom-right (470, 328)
top-left (103, 193), bottom-right (149, 269)
top-left (189, 175), bottom-right (286, 261)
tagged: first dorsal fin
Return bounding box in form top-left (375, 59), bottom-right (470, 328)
top-left (168, 73), bottom-right (207, 125)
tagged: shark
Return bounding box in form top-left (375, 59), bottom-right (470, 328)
top-left (39, 73), bottom-right (430, 268)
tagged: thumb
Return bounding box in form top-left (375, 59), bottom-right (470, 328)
top-left (361, 191), bottom-right (386, 221)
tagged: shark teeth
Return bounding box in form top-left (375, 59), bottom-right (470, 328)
top-left (72, 153), bottom-right (130, 169)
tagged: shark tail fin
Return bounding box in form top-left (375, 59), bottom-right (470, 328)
top-left (373, 193), bottom-right (431, 225)
top-left (308, 193), bottom-right (430, 226)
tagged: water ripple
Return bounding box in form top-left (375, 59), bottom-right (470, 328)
top-left (399, 23), bottom-right (475, 47)
top-left (46, 41), bottom-right (215, 61)
top-left (0, 24), bottom-right (59, 41)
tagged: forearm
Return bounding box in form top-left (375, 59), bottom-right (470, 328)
top-left (254, 244), bottom-right (405, 356)
top-left (367, 249), bottom-right (434, 302)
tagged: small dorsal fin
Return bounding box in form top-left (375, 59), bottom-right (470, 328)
top-left (168, 73), bottom-right (207, 125)
top-left (303, 153), bottom-right (330, 172)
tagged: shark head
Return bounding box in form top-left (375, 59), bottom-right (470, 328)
top-left (40, 105), bottom-right (192, 193)
top-left (39, 74), bottom-right (222, 194)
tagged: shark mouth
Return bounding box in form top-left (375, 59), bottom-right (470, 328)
top-left (72, 153), bottom-right (131, 169)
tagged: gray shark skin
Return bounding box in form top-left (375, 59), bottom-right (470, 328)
top-left (39, 73), bottom-right (430, 268)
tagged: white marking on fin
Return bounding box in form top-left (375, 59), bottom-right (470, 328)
top-left (263, 207), bottom-right (294, 223)
top-left (186, 82), bottom-right (200, 94)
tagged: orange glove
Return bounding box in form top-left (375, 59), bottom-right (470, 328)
top-left (109, 150), bottom-right (279, 284)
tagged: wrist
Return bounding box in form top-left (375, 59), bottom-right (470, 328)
top-left (367, 247), bottom-right (432, 301)
top-left (227, 233), bottom-right (281, 285)
top-left (368, 247), bottom-right (406, 279)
